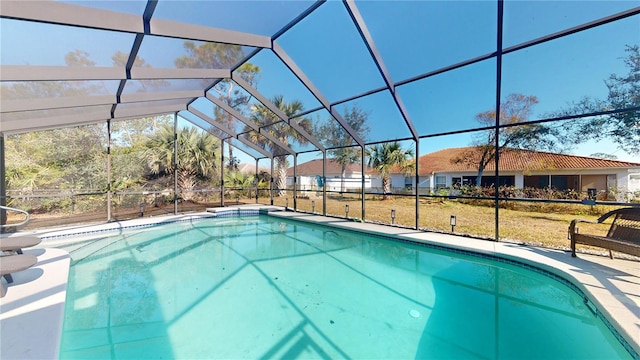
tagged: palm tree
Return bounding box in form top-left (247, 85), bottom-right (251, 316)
top-left (177, 126), bottom-right (219, 179)
top-left (224, 170), bottom-right (258, 198)
top-left (142, 124), bottom-right (220, 198)
top-left (142, 124), bottom-right (175, 177)
top-left (245, 95), bottom-right (311, 197)
top-left (366, 141), bottom-right (415, 200)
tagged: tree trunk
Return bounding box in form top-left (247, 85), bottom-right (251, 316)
top-left (227, 137), bottom-right (234, 169)
top-left (476, 165), bottom-right (485, 187)
top-left (382, 176), bottom-right (392, 200)
top-left (341, 165), bottom-right (347, 193)
top-left (274, 158), bottom-right (287, 197)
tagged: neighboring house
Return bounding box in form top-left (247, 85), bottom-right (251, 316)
top-left (412, 147), bottom-right (640, 200)
top-left (286, 159), bottom-right (376, 192)
top-left (286, 148), bottom-right (640, 200)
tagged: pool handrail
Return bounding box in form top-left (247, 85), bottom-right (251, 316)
top-left (0, 205), bottom-right (30, 228)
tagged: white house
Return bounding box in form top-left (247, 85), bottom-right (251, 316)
top-left (413, 147), bottom-right (640, 201)
top-left (286, 159), bottom-right (375, 192)
top-left (287, 147), bottom-right (640, 201)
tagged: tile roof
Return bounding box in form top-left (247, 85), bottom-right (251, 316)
top-left (288, 147), bottom-right (639, 177)
top-left (418, 147), bottom-right (640, 174)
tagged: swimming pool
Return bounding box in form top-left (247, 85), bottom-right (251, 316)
top-left (58, 214), bottom-right (634, 359)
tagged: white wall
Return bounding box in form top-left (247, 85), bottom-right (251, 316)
top-left (289, 175), bottom-right (373, 191)
top-left (619, 169), bottom-right (640, 200)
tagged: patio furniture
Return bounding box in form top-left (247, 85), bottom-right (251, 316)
top-left (1, 254), bottom-right (38, 297)
top-left (0, 236), bottom-right (41, 254)
top-left (568, 207), bottom-right (640, 259)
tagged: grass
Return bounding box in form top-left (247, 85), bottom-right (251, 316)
top-left (6, 193), bottom-right (627, 257)
top-left (274, 193), bottom-right (621, 253)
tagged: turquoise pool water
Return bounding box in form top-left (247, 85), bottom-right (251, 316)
top-left (59, 215), bottom-right (633, 359)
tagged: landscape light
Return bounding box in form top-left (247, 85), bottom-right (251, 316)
top-left (450, 215), bottom-right (457, 232)
top-left (345, 204), bottom-right (349, 218)
top-left (391, 209), bottom-right (396, 224)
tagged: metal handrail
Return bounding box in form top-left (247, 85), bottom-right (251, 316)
top-left (0, 205), bottom-right (30, 228)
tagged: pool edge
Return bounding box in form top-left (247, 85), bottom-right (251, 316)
top-left (2, 208), bottom-right (638, 359)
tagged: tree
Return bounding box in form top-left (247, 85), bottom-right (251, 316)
top-left (224, 170), bottom-right (257, 198)
top-left (453, 93), bottom-right (557, 186)
top-left (315, 105), bottom-right (370, 192)
top-left (175, 42), bottom-right (261, 169)
top-left (142, 124), bottom-right (220, 199)
top-left (245, 95), bottom-right (311, 197)
top-left (366, 142), bottom-right (415, 200)
top-left (590, 152), bottom-right (618, 160)
top-left (556, 45), bottom-right (640, 155)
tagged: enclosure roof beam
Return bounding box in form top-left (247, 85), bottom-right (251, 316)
top-left (344, 0), bottom-right (419, 141)
top-left (113, 102), bottom-right (187, 119)
top-left (1, 96), bottom-right (116, 114)
top-left (0, 112), bottom-right (108, 134)
top-left (0, 66), bottom-right (125, 82)
top-left (271, 42), bottom-right (364, 147)
top-left (0, 65), bottom-right (229, 82)
top-left (231, 74), bottom-right (325, 151)
top-left (0, 0), bottom-right (271, 48)
top-left (187, 106), bottom-right (272, 159)
top-left (205, 94), bottom-right (296, 155)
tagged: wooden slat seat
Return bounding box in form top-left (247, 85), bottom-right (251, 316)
top-left (569, 208), bottom-right (640, 259)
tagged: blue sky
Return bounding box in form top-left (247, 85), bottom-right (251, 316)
top-left (1, 1), bottom-right (638, 164)
top-left (240, 1), bottom-right (639, 163)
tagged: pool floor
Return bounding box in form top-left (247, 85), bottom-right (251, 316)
top-left (56, 216), bottom-right (634, 359)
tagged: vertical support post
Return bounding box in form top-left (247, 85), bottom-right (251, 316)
top-left (270, 159), bottom-right (274, 205)
top-left (0, 133), bottom-right (6, 232)
top-left (220, 140), bottom-right (226, 207)
top-left (494, 0), bottom-right (504, 242)
top-left (293, 154), bottom-right (297, 211)
top-left (221, 140), bottom-right (225, 207)
top-left (255, 159), bottom-right (259, 203)
top-left (322, 151), bottom-right (327, 215)
top-left (361, 145), bottom-right (365, 221)
top-left (173, 113), bottom-right (178, 215)
top-left (415, 139), bottom-right (420, 230)
top-left (106, 120), bottom-right (112, 222)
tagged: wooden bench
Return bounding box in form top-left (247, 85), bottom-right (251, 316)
top-left (568, 207), bottom-right (640, 259)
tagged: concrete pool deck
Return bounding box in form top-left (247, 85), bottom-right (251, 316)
top-left (1, 207), bottom-right (638, 358)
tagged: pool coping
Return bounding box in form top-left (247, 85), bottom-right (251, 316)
top-left (0, 206), bottom-right (638, 358)
top-left (0, 248), bottom-right (70, 359)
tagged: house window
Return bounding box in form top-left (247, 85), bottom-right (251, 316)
top-left (551, 175), bottom-right (579, 191)
top-left (452, 177), bottom-right (462, 188)
top-left (435, 176), bottom-right (446, 189)
top-left (404, 176), bottom-right (412, 190)
top-left (478, 175), bottom-right (514, 187)
top-left (463, 176), bottom-right (478, 185)
top-left (524, 175), bottom-right (549, 188)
